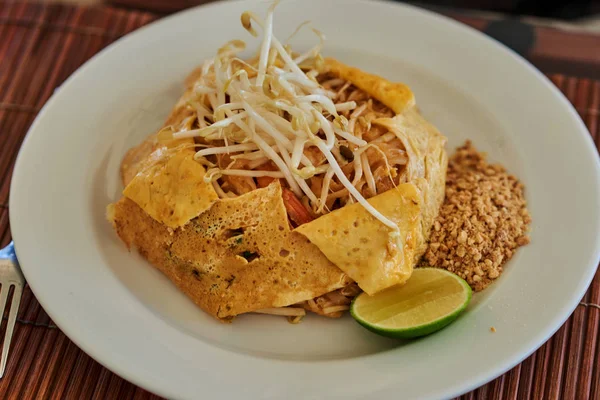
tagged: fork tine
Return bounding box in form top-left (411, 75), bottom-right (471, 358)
top-left (0, 284), bottom-right (22, 378)
top-left (0, 285), bottom-right (9, 379)
top-left (0, 284), bottom-right (9, 321)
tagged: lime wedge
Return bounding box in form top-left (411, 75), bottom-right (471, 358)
top-left (350, 268), bottom-right (472, 339)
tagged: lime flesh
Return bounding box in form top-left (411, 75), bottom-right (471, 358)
top-left (350, 268), bottom-right (472, 339)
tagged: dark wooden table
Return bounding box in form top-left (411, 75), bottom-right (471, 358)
top-left (0, 1), bottom-right (599, 398)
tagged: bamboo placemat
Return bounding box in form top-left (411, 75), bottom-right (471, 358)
top-left (0, 1), bottom-right (599, 398)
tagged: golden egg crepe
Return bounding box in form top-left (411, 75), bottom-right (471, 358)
top-left (374, 109), bottom-right (448, 257)
top-left (109, 182), bottom-right (350, 320)
top-left (296, 183), bottom-right (422, 295)
top-left (122, 149), bottom-right (219, 229)
top-left (108, 34), bottom-right (447, 321)
top-left (324, 58), bottom-right (416, 115)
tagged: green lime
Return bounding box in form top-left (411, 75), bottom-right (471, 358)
top-left (350, 268), bottom-right (472, 339)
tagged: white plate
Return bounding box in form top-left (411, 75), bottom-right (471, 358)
top-left (10, 0), bottom-right (600, 399)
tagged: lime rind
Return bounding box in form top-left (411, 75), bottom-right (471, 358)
top-left (350, 268), bottom-right (472, 339)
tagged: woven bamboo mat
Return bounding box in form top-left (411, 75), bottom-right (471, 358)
top-left (0, 1), bottom-right (599, 399)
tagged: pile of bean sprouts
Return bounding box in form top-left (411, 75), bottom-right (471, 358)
top-left (170, 2), bottom-right (411, 238)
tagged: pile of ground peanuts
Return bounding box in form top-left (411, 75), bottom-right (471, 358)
top-left (421, 141), bottom-right (531, 291)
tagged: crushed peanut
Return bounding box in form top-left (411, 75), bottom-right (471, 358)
top-left (422, 141), bottom-right (531, 291)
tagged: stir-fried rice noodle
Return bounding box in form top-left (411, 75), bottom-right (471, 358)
top-left (297, 283), bottom-right (362, 318)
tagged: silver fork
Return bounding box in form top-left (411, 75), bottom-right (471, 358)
top-left (0, 242), bottom-right (24, 378)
